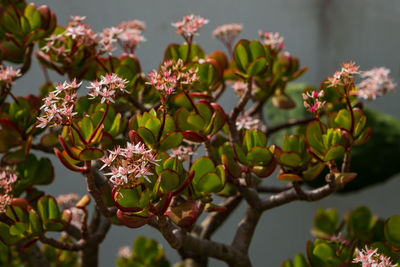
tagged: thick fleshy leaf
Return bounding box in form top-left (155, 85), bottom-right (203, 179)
top-left (251, 159), bottom-right (277, 178)
top-left (0, 222), bottom-right (21, 245)
top-left (54, 148), bottom-right (87, 173)
top-left (334, 172), bottom-right (357, 185)
top-left (182, 130), bottom-right (207, 143)
top-left (305, 121), bottom-right (326, 156)
top-left (195, 172), bottom-right (223, 194)
top-left (37, 195), bottom-right (61, 221)
top-left (187, 114), bottom-right (205, 131)
top-left (78, 147), bottom-right (104, 161)
top-left (242, 129), bottom-right (267, 154)
top-left (323, 145), bottom-right (345, 161)
top-left (159, 169), bottom-right (180, 192)
top-left (246, 146), bottom-right (273, 166)
top-left (302, 163), bottom-right (325, 181)
top-left (137, 127), bottom-right (156, 147)
top-left (222, 154), bottom-right (242, 178)
top-left (248, 40), bottom-right (265, 60)
top-left (9, 222), bottom-right (28, 236)
top-left (385, 215), bottom-right (400, 248)
top-left (2, 149), bottom-right (26, 164)
top-left (279, 151), bottom-right (302, 168)
top-left (28, 209), bottom-right (43, 235)
top-left (247, 56), bottom-right (267, 76)
top-left (190, 156), bottom-right (215, 183)
top-left (159, 131), bottom-right (183, 152)
top-left (165, 200), bottom-right (199, 228)
top-left (117, 210), bottom-right (151, 229)
top-left (112, 187), bottom-right (143, 212)
top-left (204, 203), bottom-right (227, 212)
top-left (233, 40), bottom-right (249, 72)
top-left (346, 206), bottom-right (376, 240)
top-left (278, 173), bottom-right (303, 182)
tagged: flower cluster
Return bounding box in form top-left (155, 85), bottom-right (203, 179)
top-left (116, 20), bottom-right (146, 54)
top-left (353, 246), bottom-right (397, 267)
top-left (258, 30), bottom-right (284, 50)
top-left (56, 193), bottom-right (79, 209)
top-left (302, 90), bottom-right (325, 114)
top-left (172, 14), bottom-right (208, 40)
top-left (228, 80), bottom-right (257, 97)
top-left (100, 142), bottom-right (158, 187)
top-left (99, 20), bottom-right (146, 55)
top-left (56, 193), bottom-right (83, 228)
top-left (0, 166), bottom-right (18, 213)
top-left (356, 67), bottom-right (396, 100)
top-left (98, 27), bottom-right (122, 55)
top-left (327, 61), bottom-right (360, 87)
top-left (213, 23), bottom-right (243, 49)
top-left (0, 65), bottom-right (21, 85)
top-left (117, 246), bottom-right (132, 259)
top-left (236, 114), bottom-right (260, 130)
top-left (87, 73), bottom-right (128, 103)
top-left (37, 79), bottom-right (81, 128)
top-left (147, 59), bottom-right (198, 95)
top-left (42, 16), bottom-right (97, 56)
top-left (171, 145), bottom-right (195, 161)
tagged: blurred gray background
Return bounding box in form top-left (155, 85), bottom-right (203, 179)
top-left (11, 0), bottom-right (400, 266)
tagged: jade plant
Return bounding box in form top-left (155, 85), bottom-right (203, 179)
top-left (0, 1), bottom-right (398, 266)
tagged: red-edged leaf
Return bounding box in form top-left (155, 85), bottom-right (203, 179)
top-left (54, 148), bottom-right (87, 173)
top-left (182, 131), bottom-right (207, 142)
top-left (117, 210), bottom-right (151, 228)
top-left (165, 200), bottom-right (199, 228)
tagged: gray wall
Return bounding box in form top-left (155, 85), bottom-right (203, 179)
top-left (12, 0), bottom-right (400, 266)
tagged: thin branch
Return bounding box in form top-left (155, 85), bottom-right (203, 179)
top-left (157, 216), bottom-right (250, 266)
top-left (231, 205), bottom-right (261, 254)
top-left (39, 236), bottom-right (86, 251)
top-left (213, 82), bottom-right (226, 102)
top-left (40, 214), bottom-right (111, 252)
top-left (237, 185), bottom-right (261, 210)
top-left (266, 117), bottom-right (314, 136)
top-left (256, 183), bottom-right (292, 193)
top-left (84, 161), bottom-right (116, 217)
top-left (200, 195), bottom-right (242, 239)
top-left (245, 99), bottom-right (265, 117)
top-left (260, 183), bottom-right (337, 211)
top-left (341, 150), bottom-right (351, 172)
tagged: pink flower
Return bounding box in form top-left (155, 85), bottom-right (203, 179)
top-left (356, 67), bottom-right (396, 100)
top-left (37, 79), bottom-right (81, 128)
top-left (236, 114), bottom-right (260, 130)
top-left (213, 23), bottom-right (243, 49)
top-left (258, 30), bottom-right (284, 50)
top-left (101, 142), bottom-right (159, 187)
top-left (172, 14), bottom-right (208, 40)
top-left (41, 16), bottom-right (97, 56)
top-left (302, 90), bottom-right (325, 114)
top-left (171, 145), bottom-right (196, 161)
top-left (353, 245), bottom-right (396, 267)
top-left (98, 20), bottom-right (146, 55)
top-left (0, 65), bottom-right (21, 85)
top-left (56, 193), bottom-right (79, 209)
top-left (0, 166), bottom-right (18, 213)
top-left (146, 59), bottom-right (198, 95)
top-left (327, 61), bottom-right (360, 87)
top-left (117, 246), bottom-right (132, 258)
top-left (228, 80), bottom-right (257, 97)
top-left (87, 73), bottom-right (128, 103)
